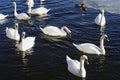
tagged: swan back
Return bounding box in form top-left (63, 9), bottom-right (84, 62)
top-left (28, 6), bottom-right (50, 15)
top-left (18, 32), bottom-right (35, 51)
top-left (40, 26), bottom-right (66, 37)
top-left (66, 55), bottom-right (88, 78)
top-left (73, 43), bottom-right (102, 55)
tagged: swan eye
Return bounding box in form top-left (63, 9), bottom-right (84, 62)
top-left (105, 36), bottom-right (109, 41)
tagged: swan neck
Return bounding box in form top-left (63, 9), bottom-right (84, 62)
top-left (80, 58), bottom-right (85, 70)
top-left (99, 13), bottom-right (104, 26)
top-left (100, 37), bottom-right (105, 54)
top-left (14, 3), bottom-right (18, 16)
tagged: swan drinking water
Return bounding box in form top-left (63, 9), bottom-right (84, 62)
top-left (94, 9), bottom-right (106, 27)
top-left (40, 26), bottom-right (71, 37)
top-left (73, 34), bottom-right (109, 55)
top-left (13, 2), bottom-right (30, 20)
top-left (18, 32), bottom-right (35, 51)
top-left (6, 23), bottom-right (20, 41)
top-left (66, 55), bottom-right (89, 78)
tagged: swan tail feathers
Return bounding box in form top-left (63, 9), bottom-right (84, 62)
top-left (66, 55), bottom-right (71, 61)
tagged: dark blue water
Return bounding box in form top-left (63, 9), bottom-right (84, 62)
top-left (0, 0), bottom-right (120, 80)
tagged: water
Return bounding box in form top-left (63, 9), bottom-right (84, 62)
top-left (0, 0), bottom-right (120, 80)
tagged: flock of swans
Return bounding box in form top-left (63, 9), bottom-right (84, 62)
top-left (0, 0), bottom-right (108, 79)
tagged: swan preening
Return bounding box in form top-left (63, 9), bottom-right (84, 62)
top-left (40, 26), bottom-right (71, 37)
top-left (13, 2), bottom-right (30, 20)
top-left (6, 23), bottom-right (20, 41)
top-left (66, 55), bottom-right (89, 78)
top-left (27, 4), bottom-right (50, 16)
top-left (95, 9), bottom-right (106, 27)
top-left (0, 13), bottom-right (9, 20)
top-left (73, 34), bottom-right (109, 55)
top-left (18, 32), bottom-right (35, 51)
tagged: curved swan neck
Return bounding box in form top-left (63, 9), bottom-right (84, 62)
top-left (100, 36), bottom-right (105, 55)
top-left (80, 58), bottom-right (85, 70)
top-left (13, 2), bottom-right (18, 16)
top-left (61, 26), bottom-right (71, 36)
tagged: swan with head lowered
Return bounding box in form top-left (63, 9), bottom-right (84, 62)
top-left (66, 55), bottom-right (89, 78)
top-left (0, 13), bottom-right (9, 20)
top-left (6, 23), bottom-right (20, 41)
top-left (26, 0), bottom-right (34, 7)
top-left (73, 34), bottom-right (109, 55)
top-left (40, 26), bottom-right (71, 37)
top-left (13, 2), bottom-right (30, 20)
top-left (18, 32), bottom-right (35, 51)
top-left (94, 9), bottom-right (106, 27)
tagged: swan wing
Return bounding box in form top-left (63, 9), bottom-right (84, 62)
top-left (76, 43), bottom-right (102, 54)
top-left (41, 26), bottom-right (63, 36)
top-left (95, 13), bottom-right (102, 25)
top-left (66, 55), bottom-right (80, 77)
top-left (16, 13), bottom-right (30, 20)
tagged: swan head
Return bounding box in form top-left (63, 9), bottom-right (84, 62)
top-left (101, 9), bottom-right (104, 14)
top-left (101, 34), bottom-right (109, 41)
top-left (22, 32), bottom-right (26, 39)
top-left (15, 23), bottom-right (18, 30)
top-left (12, 2), bottom-right (16, 6)
top-left (80, 55), bottom-right (89, 64)
top-left (62, 26), bottom-right (71, 36)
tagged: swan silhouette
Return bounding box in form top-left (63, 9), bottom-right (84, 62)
top-left (6, 23), bottom-right (20, 41)
top-left (66, 55), bottom-right (89, 78)
top-left (73, 34), bottom-right (109, 55)
top-left (95, 9), bottom-right (106, 26)
top-left (40, 26), bottom-right (71, 37)
top-left (18, 32), bottom-right (35, 51)
top-left (13, 2), bottom-right (30, 20)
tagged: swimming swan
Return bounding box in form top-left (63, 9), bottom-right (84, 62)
top-left (0, 13), bottom-right (9, 20)
top-left (28, 5), bottom-right (50, 16)
top-left (40, 26), bottom-right (71, 37)
top-left (26, 0), bottom-right (34, 7)
top-left (73, 34), bottom-right (109, 55)
top-left (66, 55), bottom-right (89, 78)
top-left (95, 9), bottom-right (106, 26)
top-left (18, 32), bottom-right (35, 51)
top-left (13, 2), bottom-right (30, 20)
top-left (6, 23), bottom-right (20, 41)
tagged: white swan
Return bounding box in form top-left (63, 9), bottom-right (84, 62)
top-left (28, 5), bottom-right (50, 16)
top-left (73, 34), bottom-right (109, 55)
top-left (40, 26), bottom-right (71, 37)
top-left (18, 32), bottom-right (35, 51)
top-left (94, 9), bottom-right (106, 26)
top-left (0, 13), bottom-right (9, 20)
top-left (26, 0), bottom-right (34, 7)
top-left (66, 55), bottom-right (89, 78)
top-left (6, 23), bottom-right (20, 41)
top-left (13, 2), bottom-right (30, 20)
